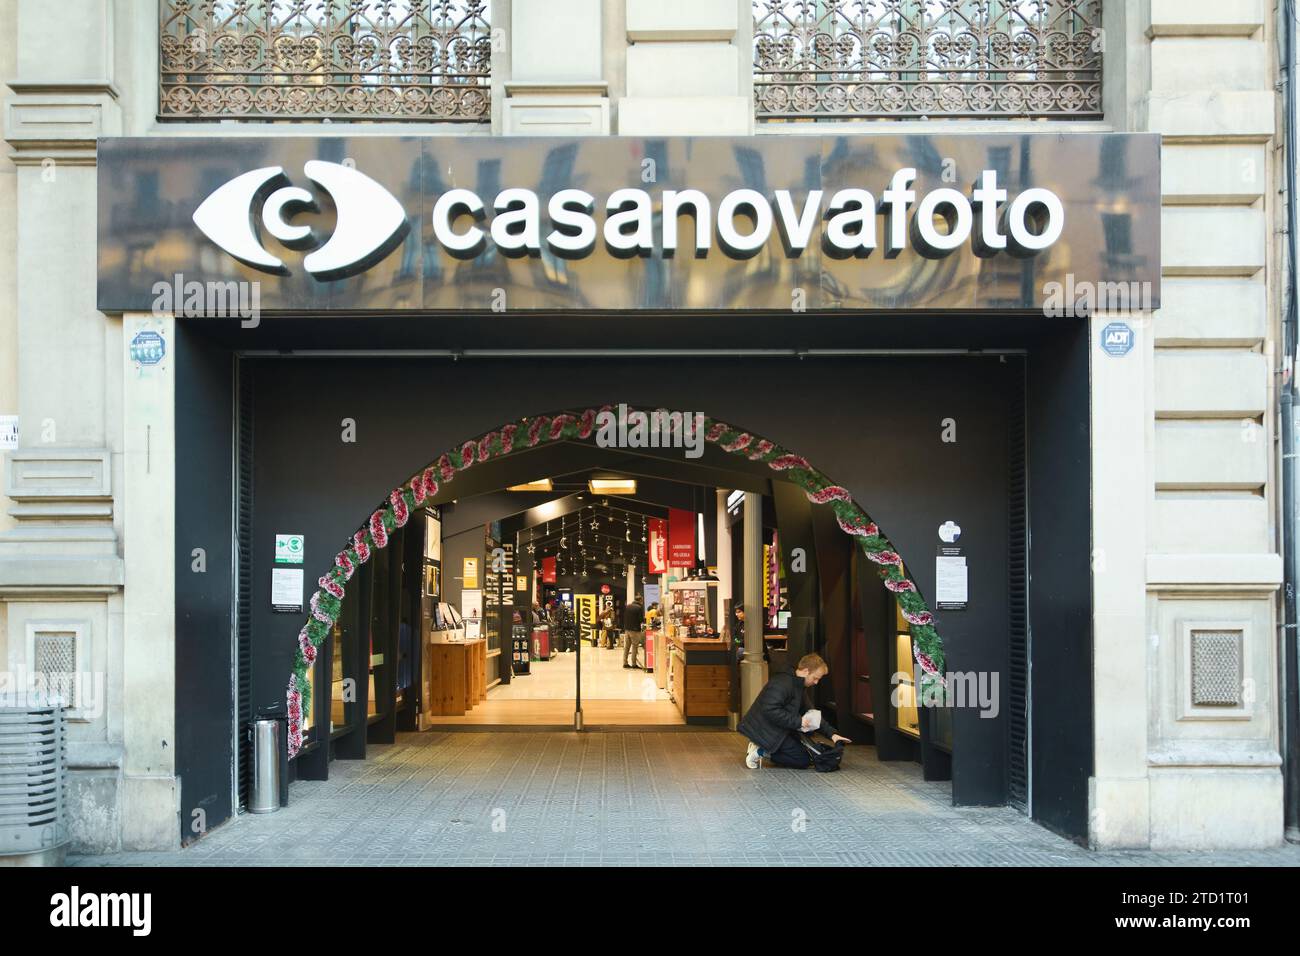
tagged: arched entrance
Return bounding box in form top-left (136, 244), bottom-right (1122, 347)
top-left (286, 404), bottom-right (948, 759)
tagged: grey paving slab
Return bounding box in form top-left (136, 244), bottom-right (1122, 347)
top-left (68, 731), bottom-right (1300, 867)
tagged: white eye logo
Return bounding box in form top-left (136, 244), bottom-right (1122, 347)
top-left (192, 161), bottom-right (408, 280)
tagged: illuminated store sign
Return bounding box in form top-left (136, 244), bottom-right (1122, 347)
top-left (428, 169), bottom-right (1063, 262)
top-left (97, 134), bottom-right (1159, 313)
top-left (198, 163), bottom-right (1062, 278)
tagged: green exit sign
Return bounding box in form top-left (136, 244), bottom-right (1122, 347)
top-left (275, 533), bottom-right (304, 564)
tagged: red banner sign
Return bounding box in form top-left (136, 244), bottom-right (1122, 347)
top-left (647, 518), bottom-right (668, 574)
top-left (540, 556), bottom-right (557, 584)
top-left (668, 508), bottom-right (695, 568)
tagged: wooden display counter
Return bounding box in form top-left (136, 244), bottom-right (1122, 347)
top-left (421, 636), bottom-right (487, 720)
top-left (666, 631), bottom-right (731, 725)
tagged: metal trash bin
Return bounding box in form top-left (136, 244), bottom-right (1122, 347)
top-left (0, 697), bottom-right (69, 860)
top-left (248, 715), bottom-right (283, 814)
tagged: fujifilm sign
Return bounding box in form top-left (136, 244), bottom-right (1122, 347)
top-left (195, 164), bottom-right (1063, 277)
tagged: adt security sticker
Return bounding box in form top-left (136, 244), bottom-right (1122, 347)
top-left (130, 330), bottom-right (166, 366)
top-left (1100, 322), bottom-right (1134, 357)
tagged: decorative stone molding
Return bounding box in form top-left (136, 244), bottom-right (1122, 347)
top-left (503, 0), bottom-right (609, 135)
top-left (1146, 552), bottom-right (1282, 592)
top-left (5, 450), bottom-right (111, 515)
top-left (3, 91), bottom-right (120, 165)
top-left (503, 82), bottom-right (611, 136)
top-left (0, 449), bottom-right (122, 593)
top-left (1148, 0), bottom-right (1265, 38)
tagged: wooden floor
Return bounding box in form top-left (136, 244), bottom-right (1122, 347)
top-left (425, 698), bottom-right (685, 726)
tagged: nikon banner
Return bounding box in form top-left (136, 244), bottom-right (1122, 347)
top-left (576, 594), bottom-right (598, 648)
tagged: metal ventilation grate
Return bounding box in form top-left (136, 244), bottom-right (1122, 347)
top-left (33, 633), bottom-right (78, 711)
top-left (1190, 630), bottom-right (1243, 707)
top-left (1006, 359), bottom-right (1029, 813)
top-left (235, 362), bottom-right (255, 811)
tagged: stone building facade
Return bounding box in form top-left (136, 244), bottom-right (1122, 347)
top-left (0, 0), bottom-right (1289, 853)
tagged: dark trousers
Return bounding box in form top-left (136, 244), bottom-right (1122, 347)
top-left (764, 732), bottom-right (812, 769)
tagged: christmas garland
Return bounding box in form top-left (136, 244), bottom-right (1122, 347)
top-left (286, 405), bottom-right (947, 757)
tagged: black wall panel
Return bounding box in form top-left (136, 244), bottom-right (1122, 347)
top-left (1026, 323), bottom-right (1094, 841)
top-left (173, 324), bottom-right (235, 843)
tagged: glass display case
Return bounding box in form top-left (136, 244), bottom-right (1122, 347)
top-left (329, 565), bottom-right (362, 735)
top-left (667, 580), bottom-right (716, 638)
top-left (366, 545), bottom-right (393, 721)
top-left (891, 585), bottom-right (920, 738)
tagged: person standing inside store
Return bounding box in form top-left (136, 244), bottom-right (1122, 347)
top-left (738, 653), bottom-right (851, 769)
top-left (601, 604), bottom-right (617, 649)
top-left (622, 596), bottom-right (645, 669)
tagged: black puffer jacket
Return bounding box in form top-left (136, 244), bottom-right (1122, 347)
top-left (737, 671), bottom-right (837, 753)
top-left (623, 601), bottom-right (644, 631)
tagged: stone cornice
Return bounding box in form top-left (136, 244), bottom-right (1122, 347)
top-left (3, 89), bottom-right (121, 162)
top-left (5, 80), bottom-right (119, 98)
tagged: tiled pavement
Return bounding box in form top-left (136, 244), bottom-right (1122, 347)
top-left (72, 732), bottom-right (1300, 867)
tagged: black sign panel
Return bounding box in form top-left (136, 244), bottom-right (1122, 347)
top-left (96, 134), bottom-right (1159, 313)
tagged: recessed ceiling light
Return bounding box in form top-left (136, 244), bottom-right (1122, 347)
top-left (507, 478), bottom-right (553, 492)
top-left (588, 478), bottom-right (636, 495)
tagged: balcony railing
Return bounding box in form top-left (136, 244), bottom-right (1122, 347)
top-left (159, 0), bottom-right (492, 121)
top-left (754, 0), bottom-right (1102, 121)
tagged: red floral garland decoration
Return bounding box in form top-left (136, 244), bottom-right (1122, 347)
top-left (285, 405), bottom-right (947, 757)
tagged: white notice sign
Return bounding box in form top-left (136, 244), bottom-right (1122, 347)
top-left (271, 567), bottom-right (304, 611)
top-left (935, 555), bottom-right (968, 608)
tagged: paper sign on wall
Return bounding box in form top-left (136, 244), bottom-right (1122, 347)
top-left (935, 520), bottom-right (967, 610)
top-left (271, 568), bottom-right (304, 612)
top-left (0, 416), bottom-right (17, 450)
top-left (463, 556), bottom-right (479, 590)
top-left (462, 589), bottom-right (482, 638)
top-left (935, 556), bottom-right (968, 608)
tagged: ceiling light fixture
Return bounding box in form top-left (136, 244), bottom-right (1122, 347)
top-left (507, 478), bottom-right (553, 492)
top-left (588, 478), bottom-right (636, 495)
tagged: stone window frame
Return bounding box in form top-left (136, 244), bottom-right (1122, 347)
top-left (17, 619), bottom-right (93, 722)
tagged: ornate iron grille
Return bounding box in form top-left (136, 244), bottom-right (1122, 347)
top-left (160, 1), bottom-right (491, 121)
top-left (754, 1), bottom-right (1102, 120)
